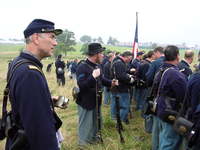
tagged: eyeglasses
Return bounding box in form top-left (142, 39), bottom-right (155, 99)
top-left (38, 33), bottom-right (57, 41)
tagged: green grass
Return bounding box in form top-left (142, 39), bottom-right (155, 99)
top-left (0, 44), bottom-right (24, 52)
top-left (0, 43), bottom-right (199, 150)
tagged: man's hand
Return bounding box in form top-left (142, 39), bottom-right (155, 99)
top-left (111, 79), bottom-right (119, 87)
top-left (92, 68), bottom-right (101, 78)
top-left (52, 96), bottom-right (59, 103)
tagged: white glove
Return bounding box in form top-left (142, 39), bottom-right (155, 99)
top-left (92, 68), bottom-right (101, 78)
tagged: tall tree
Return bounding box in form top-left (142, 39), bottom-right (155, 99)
top-left (55, 29), bottom-right (76, 57)
top-left (151, 43), bottom-right (157, 49)
top-left (97, 37), bottom-right (104, 44)
top-left (92, 38), bottom-right (97, 42)
top-left (80, 35), bottom-right (92, 43)
top-left (80, 43), bottom-right (89, 55)
top-left (107, 36), bottom-right (119, 45)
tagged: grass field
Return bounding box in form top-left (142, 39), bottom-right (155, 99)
top-left (0, 43), bottom-right (199, 150)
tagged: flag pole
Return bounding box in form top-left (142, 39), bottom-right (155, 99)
top-left (132, 12), bottom-right (139, 59)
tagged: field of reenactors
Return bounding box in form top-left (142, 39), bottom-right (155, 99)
top-left (0, 43), bottom-right (199, 150)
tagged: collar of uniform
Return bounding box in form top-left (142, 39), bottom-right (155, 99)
top-left (159, 56), bottom-right (165, 61)
top-left (144, 59), bottom-right (151, 64)
top-left (162, 62), bottom-right (178, 69)
top-left (86, 59), bottom-right (98, 68)
top-left (118, 56), bottom-right (126, 63)
top-left (113, 56), bottom-right (120, 62)
top-left (20, 52), bottom-right (43, 69)
top-left (23, 50), bottom-right (40, 61)
top-left (180, 60), bottom-right (189, 67)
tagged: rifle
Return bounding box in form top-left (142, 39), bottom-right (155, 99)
top-left (129, 86), bottom-right (134, 119)
top-left (95, 69), bottom-right (103, 143)
top-left (115, 95), bottom-right (125, 143)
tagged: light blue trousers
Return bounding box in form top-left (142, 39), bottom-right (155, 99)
top-left (110, 93), bottom-right (130, 122)
top-left (103, 87), bottom-right (111, 105)
top-left (158, 118), bottom-right (182, 150)
top-left (77, 105), bottom-right (102, 145)
top-left (152, 116), bottom-right (160, 150)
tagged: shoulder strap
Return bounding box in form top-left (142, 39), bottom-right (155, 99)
top-left (7, 59), bottom-right (43, 82)
top-left (82, 61), bottom-right (95, 70)
top-left (156, 67), bottom-right (174, 97)
top-left (2, 59), bottom-right (42, 119)
top-left (149, 67), bottom-right (173, 98)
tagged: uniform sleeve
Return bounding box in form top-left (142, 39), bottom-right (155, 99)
top-left (190, 81), bottom-right (200, 114)
top-left (101, 75), bottom-right (112, 87)
top-left (103, 62), bottom-right (110, 79)
top-left (137, 63), bottom-right (149, 80)
top-left (15, 70), bottom-right (59, 150)
top-left (76, 64), bottom-right (96, 89)
top-left (146, 62), bottom-right (156, 86)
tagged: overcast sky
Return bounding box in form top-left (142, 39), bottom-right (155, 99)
top-left (1, 0), bottom-right (200, 45)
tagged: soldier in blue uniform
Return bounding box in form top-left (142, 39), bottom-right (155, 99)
top-left (145, 46), bottom-right (164, 150)
top-left (130, 51), bottom-right (144, 110)
top-left (146, 46), bottom-right (164, 87)
top-left (130, 51), bottom-right (144, 71)
top-left (76, 43), bottom-right (118, 146)
top-left (55, 54), bottom-right (66, 86)
top-left (183, 64), bottom-right (200, 150)
top-left (46, 62), bottom-right (53, 72)
top-left (70, 59), bottom-right (78, 79)
top-left (102, 52), bottom-right (115, 105)
top-left (178, 50), bottom-right (194, 80)
top-left (6, 19), bottom-right (63, 150)
top-left (136, 51), bottom-right (154, 112)
top-left (155, 45), bottom-right (187, 150)
top-left (110, 51), bottom-right (135, 124)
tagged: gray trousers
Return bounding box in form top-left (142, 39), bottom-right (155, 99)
top-left (77, 105), bottom-right (102, 145)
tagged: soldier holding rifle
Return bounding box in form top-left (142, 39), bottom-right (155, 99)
top-left (76, 43), bottom-right (118, 146)
top-left (110, 51), bottom-right (135, 124)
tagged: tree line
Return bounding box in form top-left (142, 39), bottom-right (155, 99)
top-left (55, 29), bottom-right (119, 57)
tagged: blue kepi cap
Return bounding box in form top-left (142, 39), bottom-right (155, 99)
top-left (24, 19), bottom-right (63, 38)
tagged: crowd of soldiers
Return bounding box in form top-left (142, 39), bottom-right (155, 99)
top-left (45, 43), bottom-right (200, 150)
top-left (2, 18), bottom-right (200, 150)
top-left (74, 43), bottom-right (200, 150)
